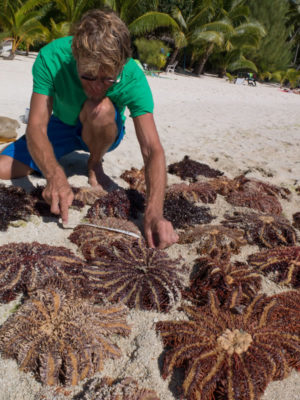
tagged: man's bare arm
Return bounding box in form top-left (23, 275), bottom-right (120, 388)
top-left (133, 113), bottom-right (178, 249)
top-left (26, 92), bottom-right (74, 222)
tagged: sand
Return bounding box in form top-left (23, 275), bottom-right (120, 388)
top-left (0, 53), bottom-right (299, 400)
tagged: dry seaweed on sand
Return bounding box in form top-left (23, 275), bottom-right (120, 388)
top-left (120, 167), bottom-right (146, 193)
top-left (86, 188), bottom-right (145, 220)
top-left (222, 211), bottom-right (297, 248)
top-left (163, 194), bottom-right (215, 229)
top-left (69, 217), bottom-right (140, 261)
top-left (0, 242), bottom-right (88, 303)
top-left (248, 246), bottom-right (300, 287)
top-left (74, 376), bottom-right (160, 400)
top-left (168, 155), bottom-right (224, 181)
top-left (83, 239), bottom-right (186, 312)
top-left (156, 291), bottom-right (300, 400)
top-left (179, 225), bottom-right (247, 262)
top-left (183, 257), bottom-right (261, 311)
top-left (225, 191), bottom-right (283, 215)
top-left (0, 281), bottom-right (130, 386)
top-left (166, 182), bottom-right (217, 204)
top-left (0, 184), bottom-right (37, 230)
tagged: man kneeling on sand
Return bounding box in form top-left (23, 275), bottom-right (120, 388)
top-left (0, 9), bottom-right (178, 249)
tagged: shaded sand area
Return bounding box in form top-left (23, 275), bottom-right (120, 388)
top-left (0, 54), bottom-right (299, 400)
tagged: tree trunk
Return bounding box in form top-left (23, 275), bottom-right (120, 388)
top-left (166, 47), bottom-right (179, 68)
top-left (193, 43), bottom-right (214, 76)
top-left (218, 67), bottom-right (226, 78)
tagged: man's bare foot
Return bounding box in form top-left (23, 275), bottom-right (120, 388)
top-left (88, 161), bottom-right (118, 191)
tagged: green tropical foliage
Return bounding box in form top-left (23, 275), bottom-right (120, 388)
top-left (247, 0), bottom-right (293, 72)
top-left (0, 0), bottom-right (50, 57)
top-left (135, 37), bottom-right (170, 69)
top-left (0, 0), bottom-right (298, 80)
top-left (287, 0), bottom-right (300, 66)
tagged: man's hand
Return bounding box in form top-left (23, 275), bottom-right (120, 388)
top-left (42, 170), bottom-right (74, 224)
top-left (144, 213), bottom-right (179, 249)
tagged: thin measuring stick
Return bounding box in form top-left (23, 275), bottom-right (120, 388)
top-left (77, 223), bottom-right (140, 239)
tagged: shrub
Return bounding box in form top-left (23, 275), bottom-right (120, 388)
top-left (135, 38), bottom-right (170, 70)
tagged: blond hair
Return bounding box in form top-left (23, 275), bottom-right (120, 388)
top-left (72, 9), bottom-right (132, 76)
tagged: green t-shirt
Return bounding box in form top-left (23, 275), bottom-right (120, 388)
top-left (32, 36), bottom-right (154, 126)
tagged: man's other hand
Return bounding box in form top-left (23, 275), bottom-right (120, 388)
top-left (144, 213), bottom-right (178, 249)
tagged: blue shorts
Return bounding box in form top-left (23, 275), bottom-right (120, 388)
top-left (1, 107), bottom-right (125, 174)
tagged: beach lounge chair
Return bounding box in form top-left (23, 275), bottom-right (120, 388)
top-left (234, 77), bottom-right (245, 85)
top-left (0, 39), bottom-right (13, 57)
top-left (166, 61), bottom-right (178, 73)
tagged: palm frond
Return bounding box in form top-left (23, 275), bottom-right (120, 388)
top-left (188, 7), bottom-right (215, 30)
top-left (228, 56), bottom-right (258, 72)
top-left (173, 30), bottom-right (187, 48)
top-left (129, 12), bottom-right (180, 36)
top-left (171, 6), bottom-right (187, 30)
top-left (192, 30), bottom-right (224, 47)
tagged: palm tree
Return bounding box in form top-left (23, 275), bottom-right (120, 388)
top-left (0, 0), bottom-right (50, 58)
top-left (191, 0), bottom-right (265, 75)
top-left (287, 0), bottom-right (300, 66)
top-left (210, 21), bottom-right (266, 77)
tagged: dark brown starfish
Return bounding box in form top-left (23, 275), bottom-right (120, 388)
top-left (183, 257), bottom-right (261, 310)
top-left (225, 191), bottom-right (283, 215)
top-left (82, 239), bottom-right (186, 312)
top-left (0, 242), bottom-right (88, 303)
top-left (222, 211), bottom-right (297, 248)
top-left (120, 167), bottom-right (146, 193)
top-left (166, 182), bottom-right (217, 204)
top-left (248, 246), bottom-right (300, 287)
top-left (179, 225), bottom-right (246, 262)
top-left (0, 282), bottom-right (130, 386)
top-left (156, 291), bottom-right (300, 400)
top-left (69, 217), bottom-right (140, 261)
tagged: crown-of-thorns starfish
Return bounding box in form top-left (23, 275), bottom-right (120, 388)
top-left (248, 246), bottom-right (300, 287)
top-left (86, 188), bottom-right (145, 220)
top-left (0, 242), bottom-right (88, 303)
top-left (183, 257), bottom-right (262, 310)
top-left (225, 191), bottom-right (283, 215)
top-left (232, 175), bottom-right (291, 200)
top-left (222, 211), bottom-right (297, 248)
top-left (120, 167), bottom-right (146, 193)
top-left (166, 182), bottom-right (217, 204)
top-left (156, 291), bottom-right (300, 400)
top-left (0, 282), bottom-right (130, 386)
top-left (69, 217), bottom-right (140, 261)
top-left (179, 225), bottom-right (247, 262)
top-left (83, 239), bottom-right (186, 312)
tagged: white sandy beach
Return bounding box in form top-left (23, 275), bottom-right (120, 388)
top-left (0, 53), bottom-right (299, 400)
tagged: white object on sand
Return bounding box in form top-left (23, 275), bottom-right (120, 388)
top-left (59, 218), bottom-right (140, 239)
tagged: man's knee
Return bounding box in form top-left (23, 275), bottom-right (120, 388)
top-left (80, 97), bottom-right (116, 129)
top-left (0, 155), bottom-right (33, 179)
